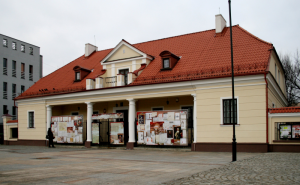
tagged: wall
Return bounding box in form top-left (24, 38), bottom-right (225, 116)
top-left (107, 45), bottom-right (141, 61)
top-left (268, 51), bottom-right (286, 96)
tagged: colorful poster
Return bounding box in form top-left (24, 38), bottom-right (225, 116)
top-left (280, 125), bottom-right (291, 139)
top-left (110, 122), bottom-right (124, 145)
top-left (292, 125), bottom-right (300, 138)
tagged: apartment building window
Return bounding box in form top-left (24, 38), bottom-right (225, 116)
top-left (3, 58), bottom-right (7, 75)
top-left (3, 105), bottom-right (8, 114)
top-left (29, 65), bottom-right (33, 81)
top-left (28, 111), bottom-right (34, 128)
top-left (12, 84), bottom-right (16, 99)
top-left (29, 47), bottom-right (33, 55)
top-left (12, 60), bottom-right (16, 77)
top-left (21, 63), bottom-right (25, 79)
top-left (222, 98), bottom-right (238, 125)
top-left (12, 42), bottom-right (16, 50)
top-left (21, 44), bottom-right (25, 52)
top-left (12, 106), bottom-right (17, 120)
top-left (21, 85), bottom-right (25, 93)
top-left (3, 39), bottom-right (7, 47)
top-left (3, 82), bottom-right (7, 99)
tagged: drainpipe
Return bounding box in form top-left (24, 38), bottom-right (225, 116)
top-left (264, 73), bottom-right (269, 144)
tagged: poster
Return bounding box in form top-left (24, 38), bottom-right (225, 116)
top-left (137, 110), bottom-right (188, 146)
top-left (280, 125), bottom-right (291, 139)
top-left (92, 123), bottom-right (99, 144)
top-left (292, 125), bottom-right (300, 138)
top-left (51, 115), bottom-right (83, 144)
top-left (110, 122), bottom-right (124, 144)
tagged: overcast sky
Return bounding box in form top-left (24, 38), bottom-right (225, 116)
top-left (1, 0), bottom-right (299, 76)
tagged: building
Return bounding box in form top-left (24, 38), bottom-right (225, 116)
top-left (1, 34), bottom-right (43, 144)
top-left (3, 14), bottom-right (299, 152)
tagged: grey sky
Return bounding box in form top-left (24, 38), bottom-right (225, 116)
top-left (1, 0), bottom-right (299, 76)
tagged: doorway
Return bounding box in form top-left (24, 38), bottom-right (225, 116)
top-left (181, 106), bottom-right (193, 144)
top-left (116, 109), bottom-right (129, 145)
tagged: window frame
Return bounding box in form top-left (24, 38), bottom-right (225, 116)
top-left (29, 47), bottom-right (33, 55)
top-left (220, 97), bottom-right (239, 125)
top-left (75, 72), bottom-right (80, 81)
top-left (3, 82), bottom-right (7, 92)
top-left (28, 111), bottom-right (35, 128)
top-left (3, 105), bottom-right (7, 114)
top-left (21, 44), bottom-right (25, 52)
top-left (118, 68), bottom-right (129, 85)
top-left (21, 85), bottom-right (25, 93)
top-left (163, 58), bottom-right (170, 69)
top-left (12, 42), bottom-right (17, 50)
top-left (12, 83), bottom-right (16, 93)
top-left (3, 39), bottom-right (8, 47)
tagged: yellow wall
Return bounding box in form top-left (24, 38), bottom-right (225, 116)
top-left (269, 51), bottom-right (286, 96)
top-left (107, 45), bottom-right (141, 61)
top-left (268, 88), bottom-right (285, 108)
top-left (196, 82), bottom-right (267, 143)
top-left (18, 101), bottom-right (46, 140)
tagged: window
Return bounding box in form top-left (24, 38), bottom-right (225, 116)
top-left (119, 69), bottom-right (129, 85)
top-left (12, 42), bottom-right (16, 50)
top-left (28, 111), bottom-right (34, 128)
top-left (29, 47), bottom-right (33, 55)
top-left (75, 72), bottom-right (80, 81)
top-left (21, 85), bottom-right (25, 93)
top-left (3, 39), bottom-right (7, 47)
top-left (3, 105), bottom-right (7, 114)
top-left (272, 103), bottom-right (276, 108)
top-left (21, 63), bottom-right (25, 79)
top-left (3, 82), bottom-right (7, 99)
top-left (163, 58), bottom-right (170, 68)
top-left (12, 106), bottom-right (17, 120)
top-left (29, 65), bottom-right (33, 81)
top-left (223, 99), bottom-right (238, 124)
top-left (11, 128), bottom-right (18, 139)
top-left (12, 60), bottom-right (16, 77)
top-left (12, 84), bottom-right (16, 99)
top-left (21, 44), bottom-right (25, 52)
top-left (278, 70), bottom-right (281, 85)
top-left (3, 58), bottom-right (7, 75)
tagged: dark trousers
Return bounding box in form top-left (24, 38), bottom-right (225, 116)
top-left (49, 139), bottom-right (54, 147)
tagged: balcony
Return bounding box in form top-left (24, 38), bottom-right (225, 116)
top-left (29, 73), bottom-right (33, 81)
top-left (12, 69), bottom-right (16, 77)
top-left (105, 76), bottom-right (117, 87)
top-left (3, 91), bottom-right (7, 99)
top-left (3, 67), bottom-right (7, 75)
top-left (21, 71), bottom-right (25, 79)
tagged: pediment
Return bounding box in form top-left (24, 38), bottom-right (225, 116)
top-left (101, 40), bottom-right (149, 64)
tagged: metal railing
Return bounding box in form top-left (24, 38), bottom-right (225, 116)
top-left (105, 76), bottom-right (117, 87)
top-left (29, 73), bottom-right (33, 81)
top-left (21, 71), bottom-right (25, 79)
top-left (12, 69), bottom-right (16, 77)
top-left (3, 67), bottom-right (7, 75)
top-left (3, 91), bottom-right (7, 99)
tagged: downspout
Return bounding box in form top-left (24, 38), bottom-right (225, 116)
top-left (264, 73), bottom-right (269, 144)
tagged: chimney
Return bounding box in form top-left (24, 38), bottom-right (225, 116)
top-left (85, 43), bottom-right (98, 57)
top-left (215, 14), bottom-right (226, 33)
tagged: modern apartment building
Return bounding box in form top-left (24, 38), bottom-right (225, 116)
top-left (1, 34), bottom-right (43, 141)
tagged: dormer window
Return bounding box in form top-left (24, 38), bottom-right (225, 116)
top-left (163, 58), bottom-right (170, 68)
top-left (75, 72), bottom-right (80, 81)
top-left (159, 50), bottom-right (180, 71)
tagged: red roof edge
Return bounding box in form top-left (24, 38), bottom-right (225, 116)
top-left (7, 120), bottom-right (18, 123)
top-left (236, 25), bottom-right (273, 46)
top-left (87, 69), bottom-right (107, 80)
top-left (133, 64), bottom-right (147, 76)
top-left (269, 107), bottom-right (300, 114)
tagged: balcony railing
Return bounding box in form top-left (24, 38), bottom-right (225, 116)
top-left (105, 76), bottom-right (117, 87)
top-left (12, 69), bottom-right (16, 77)
top-left (3, 67), bottom-right (7, 75)
top-left (3, 91), bottom-right (7, 99)
top-left (21, 71), bottom-right (25, 79)
top-left (29, 73), bottom-right (33, 81)
top-left (12, 93), bottom-right (16, 100)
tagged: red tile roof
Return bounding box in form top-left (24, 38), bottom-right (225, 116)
top-left (269, 107), bottom-right (300, 114)
top-left (17, 25), bottom-right (273, 100)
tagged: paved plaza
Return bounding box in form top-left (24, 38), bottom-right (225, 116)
top-left (0, 145), bottom-right (299, 185)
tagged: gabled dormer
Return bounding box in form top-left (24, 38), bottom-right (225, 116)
top-left (159, 50), bottom-right (180, 71)
top-left (73, 66), bottom-right (91, 82)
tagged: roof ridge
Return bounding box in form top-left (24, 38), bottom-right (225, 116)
top-left (236, 25), bottom-right (273, 46)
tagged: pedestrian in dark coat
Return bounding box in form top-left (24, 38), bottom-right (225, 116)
top-left (48, 128), bottom-right (55, 148)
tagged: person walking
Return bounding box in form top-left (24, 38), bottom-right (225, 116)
top-left (48, 128), bottom-right (55, 148)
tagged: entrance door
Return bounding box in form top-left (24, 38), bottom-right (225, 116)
top-left (181, 106), bottom-right (193, 144)
top-left (116, 110), bottom-right (129, 145)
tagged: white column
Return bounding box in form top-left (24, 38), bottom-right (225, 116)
top-left (191, 94), bottom-right (197, 143)
top-left (46, 105), bottom-right (53, 130)
top-left (127, 98), bottom-right (137, 143)
top-left (85, 102), bottom-right (94, 142)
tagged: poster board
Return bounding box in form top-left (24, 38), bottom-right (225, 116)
top-left (51, 115), bottom-right (83, 144)
top-left (137, 110), bottom-right (188, 146)
top-left (92, 123), bottom-right (99, 144)
top-left (110, 122), bottom-right (124, 145)
top-left (280, 125), bottom-right (291, 139)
